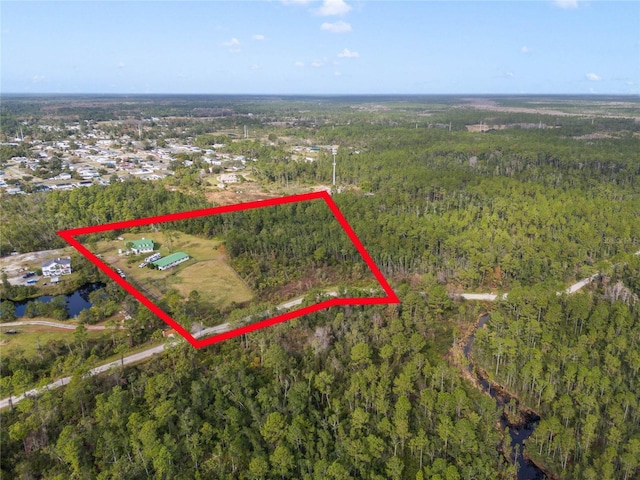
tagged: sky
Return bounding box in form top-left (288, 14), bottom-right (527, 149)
top-left (1, 0), bottom-right (639, 95)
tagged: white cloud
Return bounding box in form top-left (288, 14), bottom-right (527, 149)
top-left (294, 61), bottom-right (305, 67)
top-left (222, 37), bottom-right (240, 47)
top-left (31, 75), bottom-right (45, 83)
top-left (316, 0), bottom-right (352, 16)
top-left (251, 64), bottom-right (261, 70)
top-left (553, 0), bottom-right (579, 9)
top-left (334, 71), bottom-right (342, 77)
top-left (311, 60), bottom-right (325, 68)
top-left (252, 34), bottom-right (266, 41)
top-left (281, 0), bottom-right (312, 5)
top-left (586, 72), bottom-right (601, 81)
top-left (321, 20), bottom-right (352, 33)
top-left (118, 62), bottom-right (126, 69)
top-left (521, 46), bottom-right (532, 54)
top-left (337, 48), bottom-right (359, 58)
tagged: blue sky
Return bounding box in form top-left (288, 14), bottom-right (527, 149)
top-left (2, 0), bottom-right (638, 95)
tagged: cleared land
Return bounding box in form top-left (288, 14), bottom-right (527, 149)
top-left (91, 231), bottom-right (254, 308)
top-left (167, 258), bottom-right (253, 309)
top-left (0, 247), bottom-right (78, 292)
top-left (204, 177), bottom-right (279, 206)
top-left (0, 323), bottom-right (107, 357)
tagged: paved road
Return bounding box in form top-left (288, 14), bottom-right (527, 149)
top-left (0, 292), bottom-right (339, 410)
top-left (564, 273), bottom-right (600, 295)
top-left (0, 320), bottom-right (108, 331)
top-left (460, 293), bottom-right (507, 301)
top-left (0, 323), bottom-right (234, 410)
top-left (461, 273), bottom-right (603, 301)
top-left (275, 290), bottom-right (337, 311)
top-left (461, 250), bottom-right (640, 302)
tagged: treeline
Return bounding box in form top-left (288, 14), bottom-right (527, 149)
top-left (473, 286), bottom-right (640, 479)
top-left (248, 124), bottom-right (639, 287)
top-left (1, 110), bottom-right (638, 294)
top-left (0, 278), bottom-right (190, 404)
top-left (21, 296), bottom-right (69, 321)
top-left (165, 200), bottom-right (370, 295)
top-left (0, 180), bottom-right (208, 255)
top-left (1, 98), bottom-right (638, 480)
top-left (2, 293), bottom-right (517, 479)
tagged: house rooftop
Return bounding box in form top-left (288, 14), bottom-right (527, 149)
top-left (42, 257), bottom-right (71, 267)
top-left (128, 238), bottom-right (154, 249)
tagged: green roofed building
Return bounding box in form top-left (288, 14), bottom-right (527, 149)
top-left (153, 252), bottom-right (190, 271)
top-left (127, 238), bottom-right (155, 254)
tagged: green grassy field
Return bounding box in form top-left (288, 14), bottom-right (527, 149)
top-left (0, 324), bottom-right (107, 357)
top-left (167, 259), bottom-right (254, 309)
top-left (91, 231), bottom-right (254, 308)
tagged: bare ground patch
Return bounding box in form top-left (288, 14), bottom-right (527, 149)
top-left (0, 248), bottom-right (73, 285)
top-left (205, 181), bottom-right (280, 206)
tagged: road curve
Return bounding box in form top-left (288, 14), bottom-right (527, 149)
top-left (461, 251), bottom-right (640, 302)
top-left (461, 273), bottom-right (602, 301)
top-left (0, 292), bottom-right (339, 410)
top-left (0, 326), bottom-right (235, 411)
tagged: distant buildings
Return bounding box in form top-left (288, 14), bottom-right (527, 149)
top-left (42, 257), bottom-right (72, 277)
top-left (218, 173), bottom-right (238, 183)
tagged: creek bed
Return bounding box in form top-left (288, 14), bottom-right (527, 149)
top-left (466, 314), bottom-right (547, 480)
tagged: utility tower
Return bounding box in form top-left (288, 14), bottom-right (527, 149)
top-left (332, 148), bottom-right (337, 187)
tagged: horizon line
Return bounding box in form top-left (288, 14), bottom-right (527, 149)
top-left (2, 92), bottom-right (639, 98)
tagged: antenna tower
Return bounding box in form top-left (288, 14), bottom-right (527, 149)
top-left (332, 148), bottom-right (337, 187)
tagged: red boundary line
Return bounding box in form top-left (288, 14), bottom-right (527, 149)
top-left (58, 191), bottom-right (399, 348)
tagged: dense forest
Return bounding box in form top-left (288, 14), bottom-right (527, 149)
top-left (1, 96), bottom-right (639, 479)
top-left (473, 282), bottom-right (640, 479)
top-left (2, 299), bottom-right (517, 479)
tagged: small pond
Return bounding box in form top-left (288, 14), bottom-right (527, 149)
top-left (14, 283), bottom-right (105, 318)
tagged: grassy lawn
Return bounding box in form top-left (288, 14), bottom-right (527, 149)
top-left (0, 325), bottom-right (107, 357)
top-left (168, 259), bottom-right (254, 309)
top-left (89, 231), bottom-right (254, 308)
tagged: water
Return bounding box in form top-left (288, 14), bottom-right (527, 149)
top-left (466, 314), bottom-right (546, 480)
top-left (14, 283), bottom-right (104, 318)
top-left (507, 413), bottom-right (545, 480)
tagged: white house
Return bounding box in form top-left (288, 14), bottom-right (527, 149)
top-left (218, 173), bottom-right (238, 184)
top-left (42, 257), bottom-right (72, 277)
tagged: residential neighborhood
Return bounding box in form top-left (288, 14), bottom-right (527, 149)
top-left (0, 119), bottom-right (259, 195)
top-left (0, 111), bottom-right (345, 198)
